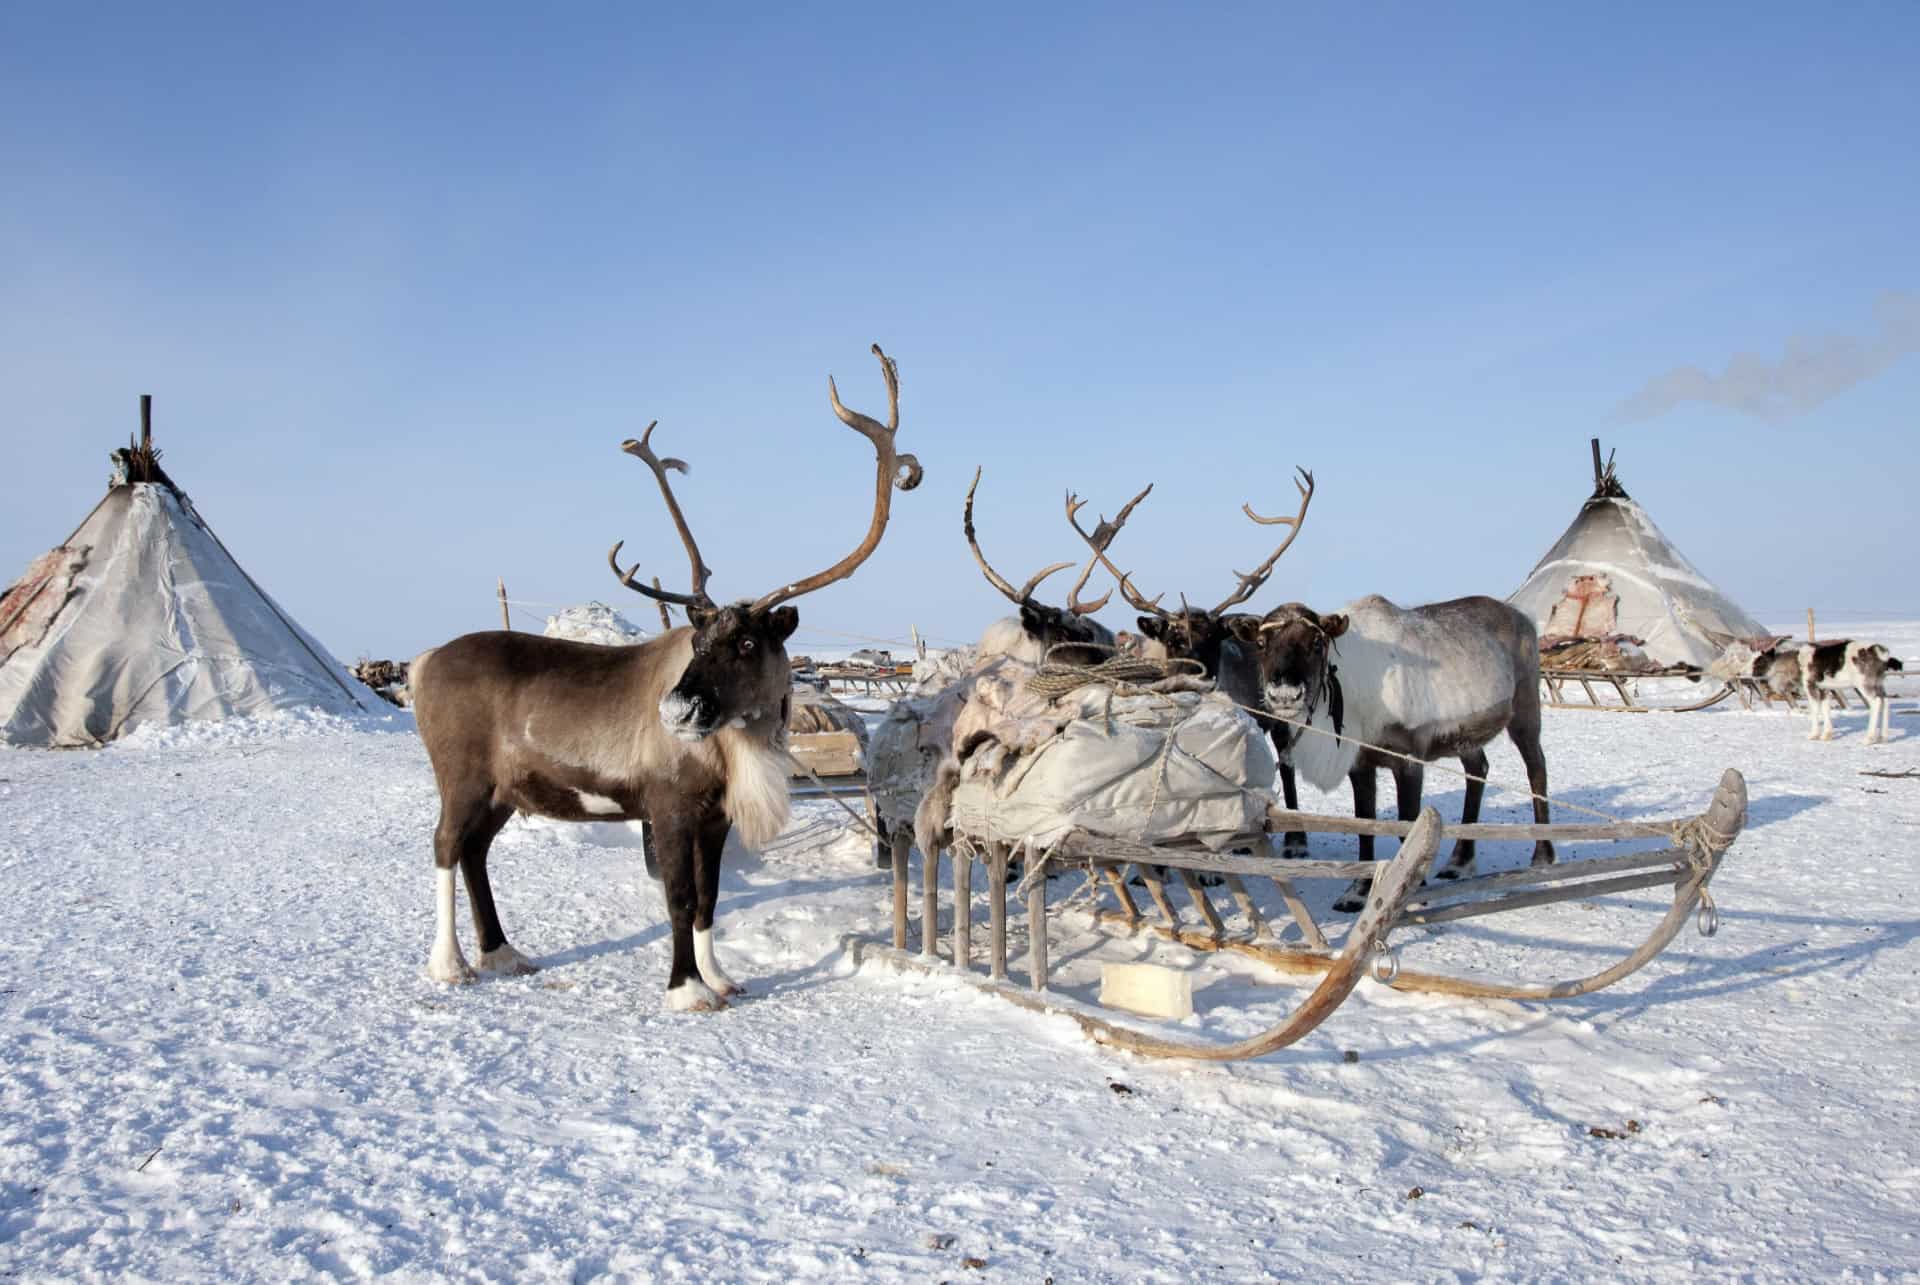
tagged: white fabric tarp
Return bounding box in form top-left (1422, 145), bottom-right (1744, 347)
top-left (1508, 494), bottom-right (1767, 669)
top-left (0, 484), bottom-right (373, 748)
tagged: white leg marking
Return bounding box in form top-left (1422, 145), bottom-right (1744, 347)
top-left (477, 943), bottom-right (540, 976)
top-left (666, 977), bottom-right (726, 1012)
top-left (427, 868), bottom-right (477, 984)
top-left (694, 926), bottom-right (741, 997)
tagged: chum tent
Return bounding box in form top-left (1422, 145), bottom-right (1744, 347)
top-left (0, 400), bottom-right (374, 747)
top-left (1507, 441), bottom-right (1768, 670)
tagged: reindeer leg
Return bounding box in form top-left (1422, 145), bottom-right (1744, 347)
top-left (461, 801), bottom-right (536, 976)
top-left (692, 808), bottom-right (743, 999)
top-left (1438, 749), bottom-right (1485, 879)
top-left (1334, 766), bottom-right (1378, 913)
top-left (427, 791), bottom-right (492, 983)
top-left (1510, 683), bottom-right (1555, 867)
top-left (651, 808), bottom-right (724, 1012)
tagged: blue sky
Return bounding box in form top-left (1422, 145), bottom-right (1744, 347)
top-left (3, 3), bottom-right (1915, 659)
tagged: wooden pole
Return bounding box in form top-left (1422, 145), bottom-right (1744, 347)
top-left (652, 578), bottom-right (672, 632)
top-left (921, 847), bottom-right (941, 959)
top-left (954, 847), bottom-right (973, 970)
top-left (1807, 607), bottom-right (1816, 643)
top-left (497, 578), bottom-right (512, 631)
top-left (1590, 437), bottom-right (1603, 490)
top-left (1027, 875), bottom-right (1049, 991)
top-left (890, 831), bottom-right (911, 951)
top-left (140, 394), bottom-right (152, 456)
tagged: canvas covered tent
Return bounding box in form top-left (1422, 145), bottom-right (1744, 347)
top-left (0, 401), bottom-right (373, 747)
top-left (1507, 440), bottom-right (1768, 670)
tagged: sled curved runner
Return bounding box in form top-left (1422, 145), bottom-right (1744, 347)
top-left (850, 768), bottom-right (1747, 1061)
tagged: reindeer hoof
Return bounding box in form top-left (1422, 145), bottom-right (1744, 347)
top-left (1432, 867), bottom-right (1462, 882)
top-left (1332, 894), bottom-right (1366, 914)
top-left (1281, 833), bottom-right (1309, 854)
top-left (426, 954), bottom-right (477, 985)
top-left (666, 979), bottom-right (728, 1012)
top-left (477, 944), bottom-right (540, 976)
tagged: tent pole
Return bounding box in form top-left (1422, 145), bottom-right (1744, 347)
top-left (497, 577), bottom-right (512, 631)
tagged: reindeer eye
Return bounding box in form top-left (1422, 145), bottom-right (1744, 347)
top-left (739, 637), bottom-right (756, 654)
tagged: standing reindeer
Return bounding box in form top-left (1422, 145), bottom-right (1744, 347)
top-left (1230, 597), bottom-right (1553, 912)
top-left (410, 346), bottom-right (920, 1011)
top-left (1068, 469), bottom-right (1317, 849)
top-left (964, 468), bottom-right (1138, 666)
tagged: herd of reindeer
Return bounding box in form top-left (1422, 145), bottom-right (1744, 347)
top-left (407, 345), bottom-right (1904, 1011)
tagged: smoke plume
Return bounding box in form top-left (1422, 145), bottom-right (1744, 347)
top-left (1615, 290), bottom-right (1920, 423)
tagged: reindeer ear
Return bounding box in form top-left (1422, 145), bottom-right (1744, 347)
top-left (1137, 616), bottom-right (1166, 641)
top-left (686, 603), bottom-right (718, 628)
top-left (1018, 601), bottom-right (1056, 637)
top-left (1226, 616), bottom-right (1263, 645)
top-left (765, 606), bottom-right (800, 645)
top-left (1321, 614), bottom-right (1350, 639)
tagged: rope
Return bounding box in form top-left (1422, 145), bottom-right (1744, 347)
top-left (1013, 653), bottom-right (1693, 833)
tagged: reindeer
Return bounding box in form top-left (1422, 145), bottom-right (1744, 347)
top-left (409, 346), bottom-right (920, 1011)
top-left (884, 473), bottom-right (1151, 863)
top-left (1801, 640), bottom-right (1904, 743)
top-left (1067, 469), bottom-right (1317, 850)
top-left (964, 468), bottom-right (1136, 666)
top-left (1230, 597), bottom-right (1553, 912)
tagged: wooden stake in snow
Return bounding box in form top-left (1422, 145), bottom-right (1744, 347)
top-left (498, 578), bottom-right (512, 631)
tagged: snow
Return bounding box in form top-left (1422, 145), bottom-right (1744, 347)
top-left (3, 623), bottom-right (1919, 1279)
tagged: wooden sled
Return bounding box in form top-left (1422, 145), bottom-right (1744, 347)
top-left (1540, 666), bottom-right (1735, 713)
top-left (849, 769), bottom-right (1747, 1062)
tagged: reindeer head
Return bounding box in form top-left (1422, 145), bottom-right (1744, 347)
top-left (1227, 603), bottom-right (1347, 738)
top-left (609, 345), bottom-right (920, 743)
top-left (964, 472), bottom-right (1148, 666)
top-left (1070, 468), bottom-right (1315, 684)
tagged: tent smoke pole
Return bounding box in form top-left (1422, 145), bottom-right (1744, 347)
top-left (497, 577), bottom-right (512, 631)
top-left (140, 394), bottom-right (152, 457)
top-left (1808, 607), bottom-right (1816, 643)
top-left (1590, 438), bottom-right (1603, 491)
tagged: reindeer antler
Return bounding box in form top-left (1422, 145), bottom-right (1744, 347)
top-left (1066, 484), bottom-right (1172, 622)
top-left (964, 468), bottom-right (1075, 607)
top-left (1212, 467), bottom-right (1315, 614)
top-left (1063, 483), bottom-right (1153, 616)
top-left (751, 345), bottom-right (922, 613)
top-left (609, 420), bottom-right (718, 610)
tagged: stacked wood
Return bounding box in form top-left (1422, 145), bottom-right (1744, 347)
top-left (787, 688), bottom-right (868, 779)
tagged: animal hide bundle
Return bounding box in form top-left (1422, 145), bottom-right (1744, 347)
top-left (878, 648), bottom-right (1275, 855)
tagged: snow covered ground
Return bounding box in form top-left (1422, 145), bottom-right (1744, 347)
top-left (3, 623), bottom-right (1918, 1280)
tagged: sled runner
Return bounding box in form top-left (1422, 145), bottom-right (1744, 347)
top-left (850, 768), bottom-right (1747, 1062)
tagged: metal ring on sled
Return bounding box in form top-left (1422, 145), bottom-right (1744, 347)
top-left (849, 768), bottom-right (1748, 1061)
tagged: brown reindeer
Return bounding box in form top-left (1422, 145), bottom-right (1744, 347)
top-left (962, 468), bottom-right (1143, 667)
top-left (1069, 470), bottom-right (1317, 848)
top-left (410, 346), bottom-right (920, 1011)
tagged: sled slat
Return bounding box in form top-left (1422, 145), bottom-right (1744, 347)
top-left (1222, 874), bottom-right (1270, 941)
top-left (1271, 878), bottom-right (1328, 951)
top-left (891, 831), bottom-right (910, 950)
top-left (1028, 875), bottom-right (1049, 991)
top-left (921, 846), bottom-right (941, 959)
top-left (1406, 848), bottom-right (1684, 908)
top-left (1178, 870), bottom-right (1224, 938)
top-left (954, 845), bottom-right (973, 969)
top-left (1399, 868), bottom-right (1685, 926)
top-left (988, 846), bottom-right (1009, 981)
top-left (1265, 808), bottom-right (1676, 843)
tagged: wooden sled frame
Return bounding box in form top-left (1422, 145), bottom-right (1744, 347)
top-left (848, 769), bottom-right (1747, 1061)
top-left (1540, 667), bottom-right (1735, 713)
